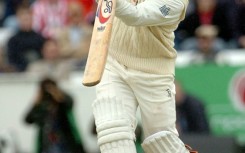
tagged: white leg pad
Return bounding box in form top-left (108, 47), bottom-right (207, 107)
top-left (142, 131), bottom-right (189, 153)
top-left (92, 97), bottom-right (137, 153)
top-left (100, 140), bottom-right (136, 153)
top-left (97, 120), bottom-right (134, 145)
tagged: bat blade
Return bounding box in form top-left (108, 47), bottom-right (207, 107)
top-left (82, 0), bottom-right (115, 87)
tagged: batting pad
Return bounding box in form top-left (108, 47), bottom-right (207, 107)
top-left (100, 140), bottom-right (137, 153)
top-left (92, 97), bottom-right (137, 153)
top-left (142, 131), bottom-right (189, 153)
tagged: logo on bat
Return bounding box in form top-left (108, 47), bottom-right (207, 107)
top-left (96, 0), bottom-right (113, 24)
top-left (229, 69), bottom-right (245, 112)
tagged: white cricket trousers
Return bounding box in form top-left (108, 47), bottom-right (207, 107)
top-left (93, 56), bottom-right (180, 153)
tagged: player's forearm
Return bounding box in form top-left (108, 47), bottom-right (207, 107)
top-left (115, 0), bottom-right (185, 26)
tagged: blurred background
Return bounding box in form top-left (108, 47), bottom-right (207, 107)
top-left (0, 0), bottom-right (245, 153)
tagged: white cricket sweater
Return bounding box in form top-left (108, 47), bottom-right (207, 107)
top-left (109, 0), bottom-right (189, 75)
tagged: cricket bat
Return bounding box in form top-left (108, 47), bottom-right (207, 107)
top-left (82, 0), bottom-right (116, 87)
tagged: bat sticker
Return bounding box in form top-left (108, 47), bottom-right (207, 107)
top-left (97, 0), bottom-right (113, 24)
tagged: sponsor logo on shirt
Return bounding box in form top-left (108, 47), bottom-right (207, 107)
top-left (159, 5), bottom-right (171, 17)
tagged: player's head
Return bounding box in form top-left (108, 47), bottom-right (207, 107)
top-left (41, 38), bottom-right (60, 61)
top-left (16, 5), bottom-right (32, 31)
top-left (196, 0), bottom-right (217, 13)
top-left (40, 77), bottom-right (57, 91)
top-left (68, 1), bottom-right (84, 25)
top-left (195, 25), bottom-right (218, 52)
top-left (39, 77), bottom-right (58, 101)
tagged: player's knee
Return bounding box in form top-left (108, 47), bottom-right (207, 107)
top-left (96, 120), bottom-right (135, 145)
top-left (142, 131), bottom-right (189, 153)
top-left (92, 97), bottom-right (136, 146)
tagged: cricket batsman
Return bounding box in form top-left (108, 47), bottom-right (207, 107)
top-left (92, 0), bottom-right (198, 152)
